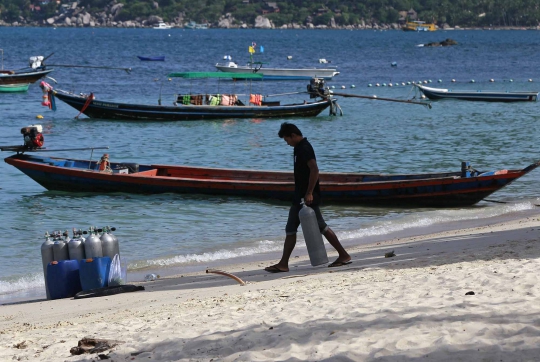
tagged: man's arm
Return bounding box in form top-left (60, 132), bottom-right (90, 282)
top-left (305, 158), bottom-right (319, 205)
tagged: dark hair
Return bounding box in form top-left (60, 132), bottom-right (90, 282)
top-left (278, 122), bottom-right (303, 138)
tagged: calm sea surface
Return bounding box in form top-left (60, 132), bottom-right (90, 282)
top-left (1, 28), bottom-right (539, 303)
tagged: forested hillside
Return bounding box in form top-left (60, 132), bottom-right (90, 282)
top-left (1, 0), bottom-right (539, 28)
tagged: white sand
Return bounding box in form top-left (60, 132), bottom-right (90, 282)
top-left (1, 215), bottom-right (540, 361)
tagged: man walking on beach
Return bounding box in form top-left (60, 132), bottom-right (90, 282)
top-left (265, 122), bottom-right (351, 273)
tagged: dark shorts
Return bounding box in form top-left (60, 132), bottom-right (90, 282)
top-left (285, 203), bottom-right (328, 235)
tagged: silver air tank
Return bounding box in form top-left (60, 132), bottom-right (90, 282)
top-left (41, 232), bottom-right (54, 300)
top-left (298, 200), bottom-right (329, 266)
top-left (52, 230), bottom-right (69, 261)
top-left (84, 226), bottom-right (103, 258)
top-left (68, 228), bottom-right (86, 260)
top-left (100, 226), bottom-right (120, 259)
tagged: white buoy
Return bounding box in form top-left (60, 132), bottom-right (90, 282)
top-left (421, 95), bottom-right (426, 99)
top-left (376, 83), bottom-right (380, 87)
top-left (470, 79), bottom-right (475, 83)
top-left (401, 82), bottom-right (405, 86)
top-left (438, 79), bottom-right (442, 83)
top-left (451, 79), bottom-right (456, 82)
top-left (428, 80), bottom-right (432, 83)
top-left (389, 83), bottom-right (393, 87)
top-left (490, 79), bottom-right (494, 82)
top-left (529, 79), bottom-right (533, 82)
top-left (341, 85), bottom-right (345, 89)
top-left (407, 81), bottom-right (411, 85)
top-left (382, 83), bottom-right (387, 87)
top-left (287, 56), bottom-right (293, 60)
top-left (423, 80), bottom-right (428, 84)
top-left (509, 79), bottom-right (514, 82)
top-left (368, 84), bottom-right (372, 87)
top-left (373, 95), bottom-right (377, 98)
top-left (351, 85), bottom-right (356, 88)
top-left (331, 85), bottom-right (335, 89)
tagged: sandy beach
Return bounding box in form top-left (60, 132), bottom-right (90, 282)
top-left (1, 214), bottom-right (540, 361)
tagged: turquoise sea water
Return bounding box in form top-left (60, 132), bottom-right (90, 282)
top-left (0, 28), bottom-right (539, 303)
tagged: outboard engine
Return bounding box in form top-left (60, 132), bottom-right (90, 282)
top-left (84, 226), bottom-right (103, 258)
top-left (68, 228), bottom-right (86, 261)
top-left (21, 125), bottom-right (44, 149)
top-left (100, 226), bottom-right (120, 259)
top-left (41, 232), bottom-right (54, 299)
top-left (307, 78), bottom-right (329, 98)
top-left (29, 55), bottom-right (45, 69)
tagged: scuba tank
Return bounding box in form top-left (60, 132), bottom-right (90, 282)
top-left (298, 199), bottom-right (329, 266)
top-left (52, 230), bottom-right (69, 261)
top-left (83, 226), bottom-right (103, 258)
top-left (68, 228), bottom-right (86, 261)
top-left (41, 231), bottom-right (54, 300)
top-left (100, 226), bottom-right (120, 259)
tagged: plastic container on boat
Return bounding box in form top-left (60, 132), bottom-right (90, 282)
top-left (79, 256), bottom-right (111, 291)
top-left (299, 200), bottom-right (329, 266)
top-left (46, 260), bottom-right (82, 300)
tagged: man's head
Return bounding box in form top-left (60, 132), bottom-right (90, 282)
top-left (278, 122), bottom-right (303, 147)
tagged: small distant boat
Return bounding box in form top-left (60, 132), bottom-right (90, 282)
top-left (0, 83), bottom-right (30, 93)
top-left (216, 61), bottom-right (339, 81)
top-left (0, 51), bottom-right (53, 92)
top-left (403, 21), bottom-right (437, 32)
top-left (137, 56), bottom-right (165, 62)
top-left (153, 22), bottom-right (172, 29)
top-left (415, 84), bottom-right (539, 102)
top-left (185, 21), bottom-right (209, 29)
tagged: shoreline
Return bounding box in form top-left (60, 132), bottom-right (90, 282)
top-left (1, 212), bottom-right (540, 360)
top-left (2, 206), bottom-right (539, 306)
top-left (0, 25), bottom-right (539, 30)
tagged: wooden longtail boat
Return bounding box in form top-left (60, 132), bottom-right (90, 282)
top-left (415, 84), bottom-right (538, 102)
top-left (50, 72), bottom-right (336, 121)
top-left (4, 152), bottom-right (538, 207)
top-left (0, 50), bottom-right (53, 91)
top-left (0, 68), bottom-right (53, 91)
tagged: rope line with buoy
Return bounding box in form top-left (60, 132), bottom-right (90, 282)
top-left (325, 91), bottom-right (432, 108)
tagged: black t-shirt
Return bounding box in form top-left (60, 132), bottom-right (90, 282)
top-left (293, 138), bottom-right (321, 204)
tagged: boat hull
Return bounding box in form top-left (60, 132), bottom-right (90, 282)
top-left (137, 56), bottom-right (165, 61)
top-left (5, 154), bottom-right (538, 207)
top-left (0, 69), bottom-right (54, 86)
top-left (416, 84), bottom-right (538, 102)
top-left (215, 64), bottom-right (339, 80)
top-left (53, 91), bottom-right (333, 121)
top-left (0, 83), bottom-right (30, 92)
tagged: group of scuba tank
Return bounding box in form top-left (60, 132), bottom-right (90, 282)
top-left (41, 226), bottom-right (120, 273)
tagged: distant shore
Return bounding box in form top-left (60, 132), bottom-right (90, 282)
top-left (0, 23), bottom-right (538, 31)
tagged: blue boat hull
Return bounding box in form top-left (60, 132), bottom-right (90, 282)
top-left (137, 56), bottom-right (165, 61)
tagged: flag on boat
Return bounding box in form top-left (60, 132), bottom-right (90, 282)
top-left (260, 45), bottom-right (264, 53)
